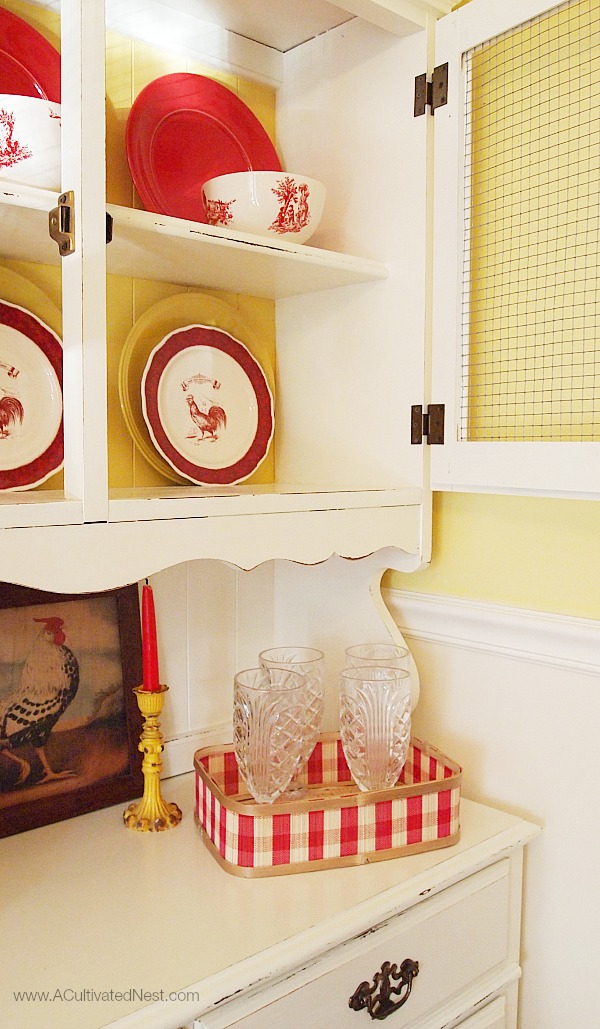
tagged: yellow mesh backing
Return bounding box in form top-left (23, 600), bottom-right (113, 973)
top-left (462, 0), bottom-right (600, 441)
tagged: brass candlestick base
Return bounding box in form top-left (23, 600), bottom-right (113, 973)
top-left (124, 685), bottom-right (182, 832)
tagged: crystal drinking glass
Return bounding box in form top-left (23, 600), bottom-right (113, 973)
top-left (233, 666), bottom-right (307, 804)
top-left (258, 647), bottom-right (325, 789)
top-left (339, 666), bottom-right (411, 792)
top-left (345, 642), bottom-right (410, 670)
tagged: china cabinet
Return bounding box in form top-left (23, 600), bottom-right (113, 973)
top-left (0, 1), bottom-right (551, 1026)
top-left (0, 0), bottom-right (449, 589)
top-left (0, 0), bottom-right (451, 752)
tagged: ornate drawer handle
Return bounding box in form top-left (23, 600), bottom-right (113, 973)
top-left (349, 958), bottom-right (419, 1020)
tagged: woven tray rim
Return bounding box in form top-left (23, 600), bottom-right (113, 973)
top-left (194, 732), bottom-right (462, 816)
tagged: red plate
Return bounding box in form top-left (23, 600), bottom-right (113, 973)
top-left (0, 7), bottom-right (61, 102)
top-left (126, 73), bottom-right (281, 223)
top-left (142, 325), bottom-right (273, 485)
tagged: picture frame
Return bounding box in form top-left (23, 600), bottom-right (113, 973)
top-left (0, 581), bottom-right (144, 838)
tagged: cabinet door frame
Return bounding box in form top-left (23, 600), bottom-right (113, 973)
top-left (430, 0), bottom-right (600, 498)
top-left (61, 0), bottom-right (109, 521)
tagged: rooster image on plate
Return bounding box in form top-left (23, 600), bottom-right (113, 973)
top-left (0, 298), bottom-right (63, 490)
top-left (141, 324), bottom-right (273, 485)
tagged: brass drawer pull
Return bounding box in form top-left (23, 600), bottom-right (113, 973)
top-left (349, 958), bottom-right (419, 1020)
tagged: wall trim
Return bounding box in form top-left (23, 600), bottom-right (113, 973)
top-left (383, 589), bottom-right (600, 675)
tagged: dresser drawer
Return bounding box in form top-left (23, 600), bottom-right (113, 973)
top-left (196, 860), bottom-right (511, 1029)
top-left (457, 995), bottom-right (507, 1029)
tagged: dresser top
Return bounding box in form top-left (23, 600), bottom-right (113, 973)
top-left (1, 773), bottom-right (539, 1029)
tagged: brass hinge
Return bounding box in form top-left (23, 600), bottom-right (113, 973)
top-left (414, 63), bottom-right (448, 116)
top-left (411, 403), bottom-right (445, 445)
top-left (49, 190), bottom-right (75, 256)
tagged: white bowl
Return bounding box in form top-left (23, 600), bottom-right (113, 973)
top-left (0, 95), bottom-right (61, 190)
top-left (202, 170), bottom-right (325, 245)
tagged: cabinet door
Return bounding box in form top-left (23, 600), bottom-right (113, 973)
top-left (431, 0), bottom-right (600, 497)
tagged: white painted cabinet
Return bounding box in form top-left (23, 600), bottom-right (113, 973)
top-left (0, 6), bottom-right (544, 1028)
top-left (1, 0), bottom-right (597, 580)
top-left (0, 0), bottom-right (455, 591)
top-left (0, 779), bottom-right (539, 1029)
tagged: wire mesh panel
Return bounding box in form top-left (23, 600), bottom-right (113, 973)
top-left (461, 0), bottom-right (600, 442)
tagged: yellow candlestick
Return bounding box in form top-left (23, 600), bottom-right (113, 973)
top-left (123, 685), bottom-right (182, 832)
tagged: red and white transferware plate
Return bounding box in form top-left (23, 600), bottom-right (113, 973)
top-left (125, 72), bottom-right (282, 223)
top-left (0, 298), bottom-right (63, 490)
top-left (0, 7), bottom-right (61, 101)
top-left (142, 325), bottom-right (274, 485)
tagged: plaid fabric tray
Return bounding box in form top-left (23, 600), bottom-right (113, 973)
top-left (194, 734), bottom-right (462, 876)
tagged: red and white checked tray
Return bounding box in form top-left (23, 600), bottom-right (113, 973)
top-left (194, 734), bottom-right (462, 876)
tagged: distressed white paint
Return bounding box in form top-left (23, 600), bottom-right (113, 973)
top-left (0, 783), bottom-right (536, 1029)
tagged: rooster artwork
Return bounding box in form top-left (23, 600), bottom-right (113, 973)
top-left (0, 615), bottom-right (80, 786)
top-left (181, 372), bottom-right (226, 443)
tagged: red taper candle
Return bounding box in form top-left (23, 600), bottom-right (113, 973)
top-left (141, 581), bottom-right (160, 691)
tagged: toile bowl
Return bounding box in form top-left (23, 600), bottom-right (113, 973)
top-left (202, 170), bottom-right (325, 245)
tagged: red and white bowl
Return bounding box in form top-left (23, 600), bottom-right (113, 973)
top-left (0, 94), bottom-right (61, 190)
top-left (202, 170), bottom-right (325, 245)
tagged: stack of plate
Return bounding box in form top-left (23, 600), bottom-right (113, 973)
top-left (118, 293), bottom-right (274, 486)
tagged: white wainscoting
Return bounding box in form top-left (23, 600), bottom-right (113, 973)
top-left (383, 587), bottom-right (600, 1029)
top-left (383, 589), bottom-right (600, 675)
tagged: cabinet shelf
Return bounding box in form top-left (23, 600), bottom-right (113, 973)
top-left (0, 191), bottom-right (388, 297)
top-left (106, 204), bottom-right (389, 298)
top-left (0, 186), bottom-right (59, 267)
top-left (108, 483), bottom-right (421, 519)
top-left (0, 492), bottom-right (81, 531)
top-left (0, 491), bottom-right (422, 592)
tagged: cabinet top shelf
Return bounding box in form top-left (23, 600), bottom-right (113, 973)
top-left (102, 0), bottom-right (453, 57)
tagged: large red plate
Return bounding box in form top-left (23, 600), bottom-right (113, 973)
top-left (126, 73), bottom-right (281, 223)
top-left (0, 7), bottom-right (61, 102)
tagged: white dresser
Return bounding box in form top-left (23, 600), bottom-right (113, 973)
top-left (1, 773), bottom-right (539, 1029)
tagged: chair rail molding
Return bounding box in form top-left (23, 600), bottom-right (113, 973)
top-left (383, 589), bottom-right (600, 676)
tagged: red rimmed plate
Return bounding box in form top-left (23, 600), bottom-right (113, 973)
top-left (141, 325), bottom-right (273, 485)
top-left (0, 299), bottom-right (63, 491)
top-left (126, 72), bottom-right (281, 223)
top-left (0, 7), bottom-right (61, 102)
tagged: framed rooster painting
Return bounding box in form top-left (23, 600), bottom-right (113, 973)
top-left (0, 582), bottom-right (144, 837)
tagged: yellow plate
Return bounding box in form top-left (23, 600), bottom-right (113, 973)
top-left (118, 292), bottom-right (274, 483)
top-left (0, 266), bottom-right (61, 337)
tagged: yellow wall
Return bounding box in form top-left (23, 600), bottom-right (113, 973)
top-left (386, 491), bottom-right (600, 619)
